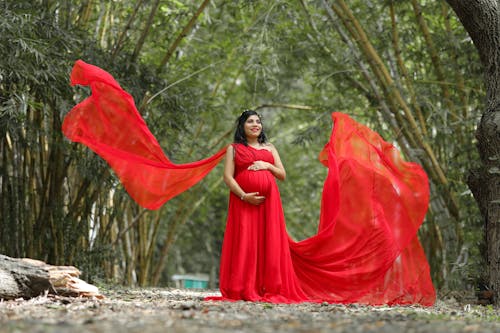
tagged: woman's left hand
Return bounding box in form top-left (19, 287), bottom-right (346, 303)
top-left (248, 160), bottom-right (271, 171)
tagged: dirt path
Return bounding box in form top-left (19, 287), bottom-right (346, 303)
top-left (1, 288), bottom-right (499, 333)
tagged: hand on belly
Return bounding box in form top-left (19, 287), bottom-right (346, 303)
top-left (236, 169), bottom-right (274, 196)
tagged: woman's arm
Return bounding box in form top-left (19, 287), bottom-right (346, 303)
top-left (224, 145), bottom-right (265, 205)
top-left (269, 143), bottom-right (286, 181)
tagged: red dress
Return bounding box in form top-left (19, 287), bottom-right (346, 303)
top-left (217, 144), bottom-right (309, 302)
top-left (63, 60), bottom-right (436, 306)
top-left (210, 123), bottom-right (435, 305)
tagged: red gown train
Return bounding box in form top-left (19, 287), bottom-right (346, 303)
top-left (63, 60), bottom-right (436, 306)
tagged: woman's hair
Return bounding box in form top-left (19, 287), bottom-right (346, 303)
top-left (234, 109), bottom-right (267, 145)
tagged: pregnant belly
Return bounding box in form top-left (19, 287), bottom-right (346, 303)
top-left (236, 170), bottom-right (275, 196)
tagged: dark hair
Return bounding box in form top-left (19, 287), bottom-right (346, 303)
top-left (233, 109), bottom-right (267, 145)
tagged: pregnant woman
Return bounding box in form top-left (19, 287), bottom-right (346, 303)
top-left (208, 109), bottom-right (436, 305)
top-left (63, 60), bottom-right (436, 306)
top-left (216, 110), bottom-right (308, 302)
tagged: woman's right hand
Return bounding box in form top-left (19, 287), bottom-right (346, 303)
top-left (243, 192), bottom-right (265, 205)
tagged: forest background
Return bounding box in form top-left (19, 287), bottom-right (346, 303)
top-left (0, 0), bottom-right (488, 296)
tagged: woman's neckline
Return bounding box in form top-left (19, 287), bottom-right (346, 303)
top-left (244, 143), bottom-right (272, 152)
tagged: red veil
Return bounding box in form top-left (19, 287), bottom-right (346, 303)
top-left (63, 60), bottom-right (226, 209)
top-left (63, 60), bottom-right (435, 305)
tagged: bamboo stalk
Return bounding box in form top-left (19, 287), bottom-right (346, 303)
top-left (20, 122), bottom-right (29, 257)
top-left (131, 0), bottom-right (161, 63)
top-left (25, 107), bottom-right (35, 258)
top-left (9, 131), bottom-right (21, 257)
top-left (389, 1), bottom-right (428, 136)
top-left (93, 1), bottom-right (106, 41)
top-left (144, 210), bottom-right (162, 285)
top-left (136, 210), bottom-right (161, 286)
top-left (441, 2), bottom-right (469, 120)
top-left (1, 140), bottom-right (7, 253)
top-left (123, 205), bottom-right (136, 285)
top-left (138, 207), bottom-right (148, 286)
top-left (29, 165), bottom-right (37, 258)
top-left (35, 105), bottom-right (49, 256)
top-left (410, 0), bottom-right (459, 122)
top-left (75, 0), bottom-right (93, 28)
top-left (111, 0), bottom-right (146, 59)
top-left (121, 202), bottom-right (133, 285)
top-left (100, 191), bottom-right (123, 241)
top-left (157, 0), bottom-right (211, 71)
top-left (46, 106), bottom-right (62, 262)
top-left (99, 2), bottom-right (111, 48)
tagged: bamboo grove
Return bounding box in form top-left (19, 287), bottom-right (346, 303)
top-left (0, 0), bottom-right (485, 291)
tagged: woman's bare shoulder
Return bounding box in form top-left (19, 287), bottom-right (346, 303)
top-left (264, 142), bottom-right (280, 153)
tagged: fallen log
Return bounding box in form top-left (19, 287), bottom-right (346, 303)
top-left (0, 255), bottom-right (102, 300)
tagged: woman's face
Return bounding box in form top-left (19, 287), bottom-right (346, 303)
top-left (244, 115), bottom-right (262, 139)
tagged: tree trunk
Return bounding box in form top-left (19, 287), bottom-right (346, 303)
top-left (445, 0), bottom-right (500, 304)
top-left (0, 255), bottom-right (52, 300)
top-left (0, 255), bottom-right (101, 300)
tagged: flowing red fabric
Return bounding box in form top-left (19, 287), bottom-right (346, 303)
top-left (63, 60), bottom-right (435, 305)
top-left (62, 60), bottom-right (226, 209)
top-left (207, 120), bottom-right (435, 305)
top-left (288, 113), bottom-right (435, 305)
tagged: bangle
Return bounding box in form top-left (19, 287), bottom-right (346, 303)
top-left (240, 193), bottom-right (246, 201)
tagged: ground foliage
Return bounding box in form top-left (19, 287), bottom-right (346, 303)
top-left (0, 0), bottom-right (488, 297)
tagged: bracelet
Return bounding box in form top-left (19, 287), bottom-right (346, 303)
top-left (240, 193), bottom-right (246, 201)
